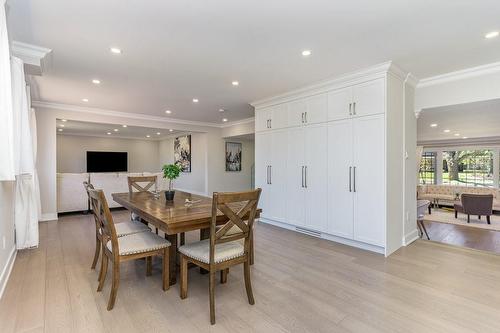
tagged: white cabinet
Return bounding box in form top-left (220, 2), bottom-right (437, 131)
top-left (255, 105), bottom-right (288, 132)
top-left (327, 78), bottom-right (385, 121)
top-left (287, 93), bottom-right (328, 127)
top-left (327, 119), bottom-right (354, 238)
top-left (255, 130), bottom-right (287, 222)
top-left (352, 114), bottom-right (385, 246)
top-left (285, 124), bottom-right (327, 232)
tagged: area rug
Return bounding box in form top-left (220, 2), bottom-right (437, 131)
top-left (423, 208), bottom-right (500, 232)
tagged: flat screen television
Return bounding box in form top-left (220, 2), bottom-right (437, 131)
top-left (86, 151), bottom-right (128, 172)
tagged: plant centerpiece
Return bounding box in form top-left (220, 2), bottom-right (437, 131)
top-left (162, 163), bottom-right (181, 201)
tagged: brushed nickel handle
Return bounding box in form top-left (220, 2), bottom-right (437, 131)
top-left (269, 165), bottom-right (272, 184)
top-left (305, 111), bottom-right (308, 123)
top-left (353, 102), bottom-right (356, 115)
top-left (353, 166), bottom-right (356, 192)
top-left (349, 103), bottom-right (352, 116)
top-left (301, 166), bottom-right (304, 187)
top-left (349, 166), bottom-right (352, 192)
top-left (305, 166), bottom-right (308, 188)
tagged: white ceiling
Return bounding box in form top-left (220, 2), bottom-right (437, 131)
top-left (7, 0), bottom-right (500, 124)
top-left (56, 119), bottom-right (184, 140)
top-left (417, 98), bottom-right (500, 143)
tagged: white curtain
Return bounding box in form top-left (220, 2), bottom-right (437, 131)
top-left (11, 56), bottom-right (39, 249)
top-left (0, 0), bottom-right (15, 180)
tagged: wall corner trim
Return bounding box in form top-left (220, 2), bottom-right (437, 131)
top-left (0, 247), bottom-right (17, 300)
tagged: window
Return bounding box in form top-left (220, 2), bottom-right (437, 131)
top-left (442, 150), bottom-right (494, 187)
top-left (419, 152), bottom-right (436, 184)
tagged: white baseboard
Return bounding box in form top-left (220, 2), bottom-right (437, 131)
top-left (39, 213), bottom-right (58, 222)
top-left (259, 218), bottom-right (385, 255)
top-left (403, 229), bottom-right (419, 246)
top-left (0, 246), bottom-right (17, 300)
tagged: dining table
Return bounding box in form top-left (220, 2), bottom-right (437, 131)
top-left (112, 190), bottom-right (261, 285)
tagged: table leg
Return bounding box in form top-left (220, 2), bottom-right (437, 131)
top-left (199, 228), bottom-right (209, 274)
top-left (166, 234), bottom-right (178, 285)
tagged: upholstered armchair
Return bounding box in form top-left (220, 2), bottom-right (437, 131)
top-left (454, 194), bottom-right (493, 224)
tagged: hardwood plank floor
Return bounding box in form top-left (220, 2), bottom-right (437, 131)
top-left (2, 210), bottom-right (500, 332)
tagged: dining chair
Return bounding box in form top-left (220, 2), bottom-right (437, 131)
top-left (127, 175), bottom-right (159, 231)
top-left (88, 188), bottom-right (171, 310)
top-left (83, 181), bottom-right (150, 270)
top-left (454, 193), bottom-right (493, 224)
top-left (178, 188), bottom-right (261, 325)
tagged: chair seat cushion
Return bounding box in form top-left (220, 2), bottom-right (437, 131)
top-left (107, 231), bottom-right (171, 256)
top-left (179, 239), bottom-right (244, 264)
top-left (108, 221), bottom-right (150, 237)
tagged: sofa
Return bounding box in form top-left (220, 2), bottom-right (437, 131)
top-left (417, 184), bottom-right (500, 210)
top-left (57, 172), bottom-right (165, 213)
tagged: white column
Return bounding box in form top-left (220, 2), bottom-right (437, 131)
top-left (435, 150), bottom-right (443, 185)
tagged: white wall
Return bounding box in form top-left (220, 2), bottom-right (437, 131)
top-left (404, 83), bottom-right (418, 245)
top-left (57, 134), bottom-right (160, 173)
top-left (0, 181), bottom-right (16, 297)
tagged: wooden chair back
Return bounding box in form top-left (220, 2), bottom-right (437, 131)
top-left (210, 189), bottom-right (262, 265)
top-left (127, 175), bottom-right (157, 193)
top-left (83, 181), bottom-right (99, 226)
top-left (88, 188), bottom-right (119, 258)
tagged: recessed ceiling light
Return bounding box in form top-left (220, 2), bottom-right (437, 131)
top-left (485, 31), bottom-right (499, 39)
top-left (192, 98), bottom-right (199, 103)
top-left (113, 129), bottom-right (118, 132)
top-left (219, 108), bottom-right (225, 112)
top-left (156, 132), bottom-right (161, 135)
top-left (58, 128), bottom-right (63, 132)
top-left (60, 124), bottom-right (65, 127)
top-left (169, 129), bottom-right (173, 132)
top-left (232, 81), bottom-right (239, 86)
top-left (61, 119), bottom-right (67, 122)
top-left (146, 135), bottom-right (151, 138)
top-left (443, 129), bottom-right (450, 133)
top-left (222, 118), bottom-right (228, 122)
top-left (302, 50), bottom-right (312, 57)
top-left (454, 133), bottom-right (460, 136)
top-left (82, 98), bottom-right (89, 102)
top-left (165, 110), bottom-right (172, 114)
top-left (92, 79), bottom-right (101, 84)
top-left (107, 132), bottom-right (111, 135)
top-left (462, 136), bottom-right (468, 139)
top-left (430, 123), bottom-right (438, 127)
top-left (122, 125), bottom-right (127, 128)
top-left (110, 47), bottom-right (122, 54)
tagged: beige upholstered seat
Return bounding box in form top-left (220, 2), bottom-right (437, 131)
top-left (179, 239), bottom-right (244, 264)
top-left (107, 231), bottom-right (171, 256)
top-left (114, 221), bottom-right (150, 237)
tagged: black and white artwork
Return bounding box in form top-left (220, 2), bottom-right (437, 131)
top-left (174, 135), bottom-right (191, 172)
top-left (225, 142), bottom-right (242, 172)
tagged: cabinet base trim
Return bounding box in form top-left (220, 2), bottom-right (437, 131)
top-left (259, 218), bottom-right (384, 255)
top-left (403, 229), bottom-right (419, 246)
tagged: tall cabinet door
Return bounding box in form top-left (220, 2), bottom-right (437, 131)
top-left (286, 127), bottom-right (306, 227)
top-left (255, 132), bottom-right (272, 215)
top-left (305, 93), bottom-right (328, 125)
top-left (352, 114), bottom-right (385, 246)
top-left (304, 123), bottom-right (328, 232)
top-left (255, 108), bottom-right (271, 132)
top-left (327, 119), bottom-right (354, 238)
top-left (267, 129), bottom-right (288, 222)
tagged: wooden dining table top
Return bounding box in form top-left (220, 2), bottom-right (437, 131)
top-left (112, 190), bottom-right (261, 235)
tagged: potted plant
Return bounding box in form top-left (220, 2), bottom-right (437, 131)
top-left (162, 163), bottom-right (181, 201)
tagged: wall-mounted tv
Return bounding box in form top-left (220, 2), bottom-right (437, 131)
top-left (86, 151), bottom-right (128, 172)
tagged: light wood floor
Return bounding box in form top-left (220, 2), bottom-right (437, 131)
top-left (2, 211), bottom-right (500, 332)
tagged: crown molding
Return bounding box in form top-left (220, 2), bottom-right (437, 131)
top-left (251, 61), bottom-right (409, 109)
top-left (404, 73), bottom-right (419, 88)
top-left (32, 101), bottom-right (227, 128)
top-left (418, 136), bottom-right (500, 148)
top-left (221, 117), bottom-right (254, 128)
top-left (417, 61), bottom-right (500, 88)
top-left (11, 41), bottom-right (52, 75)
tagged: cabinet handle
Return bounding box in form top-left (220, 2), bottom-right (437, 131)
top-left (304, 165), bottom-right (307, 188)
top-left (266, 166), bottom-right (269, 184)
top-left (305, 111), bottom-right (308, 123)
top-left (269, 165), bottom-right (272, 184)
top-left (353, 166), bottom-right (356, 192)
top-left (269, 119), bottom-right (272, 128)
top-left (353, 102), bottom-right (356, 115)
top-left (301, 166), bottom-right (304, 187)
top-left (349, 103), bottom-right (352, 116)
top-left (349, 166), bottom-right (352, 192)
